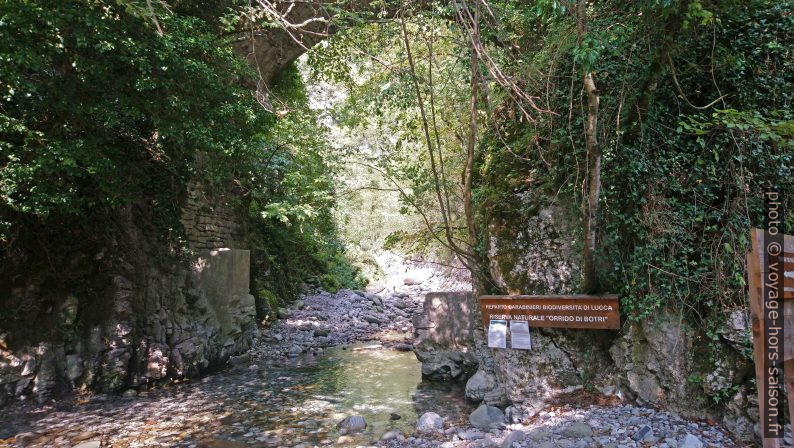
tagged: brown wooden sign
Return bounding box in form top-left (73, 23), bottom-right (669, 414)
top-left (479, 294), bottom-right (620, 330)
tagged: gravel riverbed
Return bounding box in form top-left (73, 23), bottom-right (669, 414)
top-left (0, 285), bottom-right (746, 448)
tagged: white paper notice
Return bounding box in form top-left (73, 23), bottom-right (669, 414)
top-left (510, 320), bottom-right (532, 350)
top-left (488, 319), bottom-right (507, 349)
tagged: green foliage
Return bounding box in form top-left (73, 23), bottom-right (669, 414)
top-left (476, 0), bottom-right (793, 329)
top-left (572, 32), bottom-right (603, 73)
top-left (0, 1), bottom-right (280, 342)
top-left (307, 19), bottom-right (476, 262)
top-left (1, 2), bottom-right (362, 328)
top-left (601, 0), bottom-right (793, 322)
top-left (248, 65), bottom-right (364, 314)
top-left (0, 1), bottom-right (271, 223)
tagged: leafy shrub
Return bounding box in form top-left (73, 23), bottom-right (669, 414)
top-left (0, 1), bottom-right (270, 223)
top-left (477, 0), bottom-right (793, 323)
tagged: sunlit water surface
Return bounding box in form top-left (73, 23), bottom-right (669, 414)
top-left (255, 344), bottom-right (474, 444)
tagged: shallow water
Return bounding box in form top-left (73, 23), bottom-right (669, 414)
top-left (0, 344), bottom-right (474, 447)
top-left (255, 344), bottom-right (474, 444)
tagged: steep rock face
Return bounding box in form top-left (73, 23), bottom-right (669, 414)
top-left (0, 185), bottom-right (257, 404)
top-left (609, 316), bottom-right (697, 408)
top-left (609, 312), bottom-right (755, 443)
top-left (0, 249), bottom-right (257, 404)
top-left (482, 203), bottom-right (617, 413)
top-left (483, 201), bottom-right (756, 443)
top-left (488, 206), bottom-right (577, 296)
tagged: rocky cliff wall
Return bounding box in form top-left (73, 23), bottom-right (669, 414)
top-left (476, 202), bottom-right (757, 444)
top-left (0, 185), bottom-right (257, 405)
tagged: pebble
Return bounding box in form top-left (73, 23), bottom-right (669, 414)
top-left (417, 412), bottom-right (444, 432)
top-left (501, 430), bottom-right (525, 447)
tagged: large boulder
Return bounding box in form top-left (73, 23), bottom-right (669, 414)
top-left (469, 404), bottom-right (505, 430)
top-left (415, 350), bottom-right (477, 380)
top-left (679, 434), bottom-right (704, 448)
top-left (609, 313), bottom-right (755, 444)
top-left (465, 369), bottom-right (498, 402)
top-left (412, 292), bottom-right (478, 380)
top-left (562, 422), bottom-right (593, 438)
top-left (501, 430), bottom-right (526, 448)
top-left (484, 204), bottom-right (619, 412)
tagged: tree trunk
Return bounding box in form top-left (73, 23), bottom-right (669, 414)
top-left (577, 0), bottom-right (601, 293)
top-left (581, 71), bottom-right (601, 293)
top-left (463, 6), bottom-right (479, 262)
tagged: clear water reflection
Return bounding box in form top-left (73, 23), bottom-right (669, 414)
top-left (259, 344), bottom-right (474, 444)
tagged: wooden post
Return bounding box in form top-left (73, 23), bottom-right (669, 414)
top-left (748, 229), bottom-right (780, 448)
top-left (748, 228), bottom-right (793, 447)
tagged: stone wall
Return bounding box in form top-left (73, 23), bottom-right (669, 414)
top-left (0, 183), bottom-right (257, 404)
top-left (180, 180), bottom-right (247, 251)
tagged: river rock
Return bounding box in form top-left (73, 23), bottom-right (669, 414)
top-left (14, 433), bottom-right (35, 445)
top-left (313, 327), bottom-right (330, 337)
top-left (20, 358), bottom-right (37, 376)
top-left (469, 404), bottom-right (504, 430)
top-left (465, 369), bottom-right (497, 402)
top-left (336, 415), bottom-right (367, 434)
top-left (501, 430), bottom-right (526, 448)
top-left (417, 351), bottom-right (471, 380)
top-left (679, 434), bottom-right (704, 448)
top-left (562, 422), bottom-right (593, 438)
top-left (277, 308), bottom-right (289, 319)
top-left (633, 425), bottom-right (652, 441)
top-left (367, 294), bottom-right (383, 306)
top-left (363, 314), bottom-right (382, 324)
top-left (229, 353), bottom-right (251, 367)
top-left (122, 389), bottom-right (137, 398)
top-left (73, 442), bottom-right (101, 448)
top-left (527, 428), bottom-right (552, 442)
top-left (65, 354), bottom-right (84, 380)
top-left (417, 412), bottom-right (444, 432)
top-left (381, 430), bottom-right (404, 441)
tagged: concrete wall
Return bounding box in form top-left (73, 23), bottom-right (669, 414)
top-left (193, 248), bottom-right (257, 354)
top-left (412, 292), bottom-right (478, 381)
